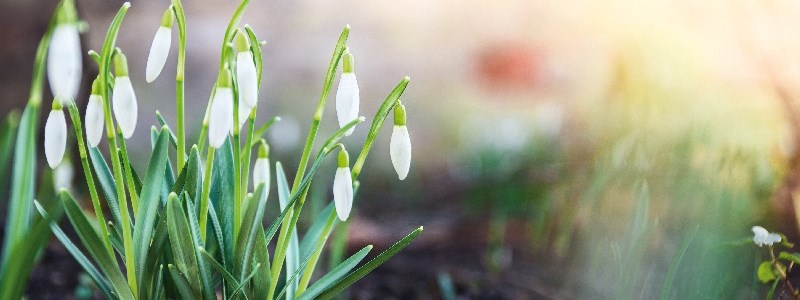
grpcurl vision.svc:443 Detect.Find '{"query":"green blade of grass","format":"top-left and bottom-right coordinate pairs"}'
top-left (659, 225), bottom-right (699, 300)
top-left (297, 245), bottom-right (372, 300)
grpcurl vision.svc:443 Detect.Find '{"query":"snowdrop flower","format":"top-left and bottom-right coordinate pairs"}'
top-left (45, 102), bottom-right (67, 169)
top-left (54, 156), bottom-right (74, 191)
top-left (235, 29), bottom-right (258, 108)
top-left (236, 99), bottom-right (253, 131)
top-left (85, 78), bottom-right (105, 147)
top-left (335, 48), bottom-right (359, 136)
top-left (145, 8), bottom-right (174, 83)
top-left (333, 148), bottom-right (353, 221)
top-left (252, 140), bottom-right (270, 190)
top-left (47, 0), bottom-right (82, 103)
top-left (752, 226), bottom-right (782, 247)
top-left (390, 102), bottom-right (411, 180)
top-left (112, 51), bottom-right (138, 139)
top-left (208, 68), bottom-right (234, 148)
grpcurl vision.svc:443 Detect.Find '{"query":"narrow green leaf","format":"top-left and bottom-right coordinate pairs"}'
top-left (252, 226), bottom-right (271, 299)
top-left (235, 185), bottom-right (267, 283)
top-left (210, 137), bottom-right (235, 270)
top-left (133, 127), bottom-right (172, 279)
top-left (184, 193), bottom-right (216, 300)
top-left (779, 251), bottom-right (800, 265)
top-left (0, 110), bottom-right (19, 196)
top-left (155, 111), bottom-right (180, 150)
top-left (297, 245), bottom-right (372, 300)
top-left (89, 146), bottom-right (123, 231)
top-left (168, 264), bottom-right (198, 300)
top-left (299, 203), bottom-right (335, 259)
top-left (199, 247), bottom-right (241, 288)
top-left (167, 194), bottom-right (201, 296)
top-left (276, 163), bottom-right (300, 299)
top-left (659, 225), bottom-right (698, 299)
top-left (315, 227), bottom-right (423, 300)
top-left (33, 201), bottom-right (115, 299)
top-left (60, 191), bottom-right (135, 300)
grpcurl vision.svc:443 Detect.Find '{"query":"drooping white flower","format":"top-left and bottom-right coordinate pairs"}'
top-left (752, 226), bottom-right (782, 247)
top-left (54, 157), bottom-right (74, 191)
top-left (47, 23), bottom-right (82, 104)
top-left (335, 49), bottom-right (359, 136)
top-left (252, 140), bottom-right (270, 191)
top-left (208, 68), bottom-right (234, 148)
top-left (112, 52), bottom-right (138, 139)
top-left (236, 98), bottom-right (253, 132)
top-left (85, 78), bottom-right (105, 147)
top-left (235, 30), bottom-right (259, 108)
top-left (145, 11), bottom-right (173, 83)
top-left (333, 148), bottom-right (353, 221)
top-left (45, 107), bottom-right (67, 169)
top-left (390, 102), bottom-right (411, 180)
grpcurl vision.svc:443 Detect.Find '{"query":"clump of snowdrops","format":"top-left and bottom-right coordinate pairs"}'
top-left (29, 0), bottom-right (420, 299)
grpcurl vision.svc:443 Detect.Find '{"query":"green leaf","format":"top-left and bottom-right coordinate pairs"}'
top-left (276, 163), bottom-right (300, 299)
top-left (299, 203), bottom-right (335, 259)
top-left (297, 245), bottom-right (372, 300)
top-left (252, 226), bottom-right (271, 299)
top-left (89, 146), bottom-right (123, 232)
top-left (779, 233), bottom-right (794, 249)
top-left (168, 264), bottom-right (198, 300)
top-left (133, 127), bottom-right (172, 280)
top-left (210, 137), bottom-right (235, 270)
top-left (779, 251), bottom-right (800, 265)
top-left (758, 261), bottom-right (777, 284)
top-left (184, 193), bottom-right (216, 300)
top-left (659, 225), bottom-right (697, 300)
top-left (0, 110), bottom-right (19, 196)
top-left (60, 191), bottom-right (135, 300)
top-left (33, 201), bottom-right (115, 299)
top-left (235, 185), bottom-right (268, 283)
top-left (139, 214), bottom-right (169, 298)
top-left (155, 111), bottom-right (180, 150)
top-left (315, 227), bottom-right (423, 299)
top-left (167, 193), bottom-right (201, 296)
top-left (199, 247), bottom-right (242, 289)
top-left (172, 146), bottom-right (202, 202)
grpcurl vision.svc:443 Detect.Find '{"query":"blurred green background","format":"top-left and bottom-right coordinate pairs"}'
top-left (4, 0), bottom-right (800, 298)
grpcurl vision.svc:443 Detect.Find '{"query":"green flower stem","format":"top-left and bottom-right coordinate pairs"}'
top-left (1, 0), bottom-right (56, 263)
top-left (66, 103), bottom-right (113, 257)
top-left (296, 210), bottom-right (337, 294)
top-left (98, 3), bottom-right (137, 297)
top-left (233, 129), bottom-right (242, 239)
top-left (267, 203), bottom-right (296, 299)
top-left (198, 146), bottom-right (215, 241)
top-left (241, 108), bottom-right (257, 198)
top-left (295, 78), bottom-right (409, 294)
top-left (116, 134), bottom-right (139, 215)
top-left (195, 0), bottom-right (250, 153)
top-left (171, 0), bottom-right (187, 171)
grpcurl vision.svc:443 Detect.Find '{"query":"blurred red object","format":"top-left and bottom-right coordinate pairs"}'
top-left (476, 42), bottom-right (541, 91)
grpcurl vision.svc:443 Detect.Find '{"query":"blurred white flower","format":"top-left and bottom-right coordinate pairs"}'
top-left (47, 24), bottom-right (82, 103)
top-left (390, 102), bottom-right (411, 180)
top-left (333, 149), bottom-right (353, 221)
top-left (253, 141), bottom-right (270, 193)
top-left (54, 157), bottom-right (74, 191)
top-left (146, 26), bottom-right (172, 83)
top-left (335, 49), bottom-right (359, 136)
top-left (208, 87), bottom-right (234, 148)
top-left (235, 30), bottom-right (259, 108)
top-left (752, 226), bottom-right (781, 247)
top-left (45, 108), bottom-right (67, 169)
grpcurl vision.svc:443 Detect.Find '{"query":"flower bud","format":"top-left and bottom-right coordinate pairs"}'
top-left (45, 103), bottom-right (67, 169)
top-left (333, 148), bottom-right (353, 221)
top-left (235, 29), bottom-right (259, 108)
top-left (253, 140), bottom-right (270, 190)
top-left (112, 51), bottom-right (138, 139)
top-left (335, 48), bottom-right (359, 136)
top-left (85, 93), bottom-right (105, 147)
top-left (390, 102), bottom-right (411, 180)
top-left (208, 69), bottom-right (234, 148)
top-left (145, 8), bottom-right (174, 83)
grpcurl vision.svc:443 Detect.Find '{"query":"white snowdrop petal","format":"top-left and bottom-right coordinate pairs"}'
top-left (85, 95), bottom-right (105, 147)
top-left (236, 52), bottom-right (259, 108)
top-left (236, 99), bottom-right (253, 132)
top-left (47, 24), bottom-right (82, 103)
top-left (390, 125), bottom-right (412, 180)
top-left (112, 76), bottom-right (138, 139)
top-left (208, 87), bottom-right (234, 148)
top-left (146, 26), bottom-right (172, 83)
top-left (335, 73), bottom-right (360, 136)
top-left (45, 110), bottom-right (67, 169)
top-left (253, 158), bottom-right (270, 190)
top-left (54, 159), bottom-right (74, 191)
top-left (333, 167), bottom-right (353, 221)
top-left (767, 233), bottom-right (782, 245)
